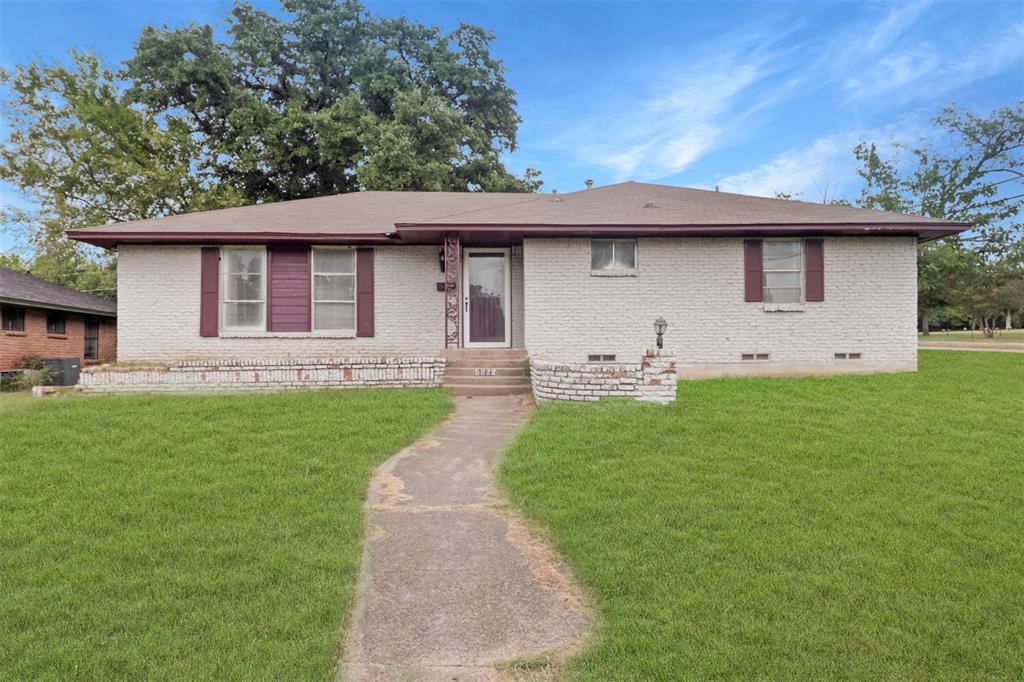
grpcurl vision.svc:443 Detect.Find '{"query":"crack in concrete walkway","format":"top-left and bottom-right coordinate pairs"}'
top-left (339, 396), bottom-right (590, 682)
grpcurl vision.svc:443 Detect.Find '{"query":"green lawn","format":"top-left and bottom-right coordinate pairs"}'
top-left (501, 351), bottom-right (1024, 680)
top-left (1, 389), bottom-right (451, 681)
top-left (919, 328), bottom-right (1024, 344)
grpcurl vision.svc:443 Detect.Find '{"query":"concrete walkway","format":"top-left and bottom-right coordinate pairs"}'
top-left (340, 396), bottom-right (590, 682)
top-left (919, 342), bottom-right (1024, 353)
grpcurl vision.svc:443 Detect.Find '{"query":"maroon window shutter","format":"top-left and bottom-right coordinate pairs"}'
top-left (805, 239), bottom-right (825, 302)
top-left (356, 248), bottom-right (374, 337)
top-left (199, 247), bottom-right (219, 337)
top-left (268, 248), bottom-right (311, 332)
top-left (743, 240), bottom-right (763, 302)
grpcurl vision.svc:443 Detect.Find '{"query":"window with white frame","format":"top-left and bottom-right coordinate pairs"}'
top-left (591, 239), bottom-right (636, 271)
top-left (221, 247), bottom-right (266, 330)
top-left (763, 240), bottom-right (802, 303)
top-left (313, 248), bottom-right (356, 331)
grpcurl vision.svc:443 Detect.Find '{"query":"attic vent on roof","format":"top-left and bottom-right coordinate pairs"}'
top-left (644, 200), bottom-right (657, 208)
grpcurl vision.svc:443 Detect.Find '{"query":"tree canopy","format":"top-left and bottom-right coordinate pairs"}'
top-left (853, 102), bottom-right (1024, 334)
top-left (0, 0), bottom-right (539, 295)
top-left (124, 0), bottom-right (539, 199)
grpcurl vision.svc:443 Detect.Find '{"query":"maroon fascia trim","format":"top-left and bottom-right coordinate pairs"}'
top-left (68, 220), bottom-right (970, 249)
top-left (66, 231), bottom-right (398, 248)
top-left (394, 222), bottom-right (970, 242)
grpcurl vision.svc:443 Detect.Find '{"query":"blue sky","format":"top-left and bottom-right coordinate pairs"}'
top-left (1, 0), bottom-right (1023, 250)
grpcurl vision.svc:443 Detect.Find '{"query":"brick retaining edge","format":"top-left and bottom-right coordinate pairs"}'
top-left (77, 356), bottom-right (446, 393)
top-left (530, 351), bottom-right (677, 404)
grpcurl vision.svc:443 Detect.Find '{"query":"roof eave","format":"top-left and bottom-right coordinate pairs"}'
top-left (394, 222), bottom-right (971, 242)
top-left (0, 296), bottom-right (116, 318)
top-left (66, 231), bottom-right (400, 248)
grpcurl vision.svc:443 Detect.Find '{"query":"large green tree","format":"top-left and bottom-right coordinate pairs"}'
top-left (1, 0), bottom-right (539, 295)
top-left (854, 103), bottom-right (1024, 334)
top-left (125, 0), bottom-right (540, 199)
top-left (0, 50), bottom-right (243, 297)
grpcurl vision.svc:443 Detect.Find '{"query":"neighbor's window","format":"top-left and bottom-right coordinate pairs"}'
top-left (221, 247), bottom-right (266, 331)
top-left (312, 247), bottom-right (356, 331)
top-left (763, 240), bottom-right (802, 303)
top-left (84, 320), bottom-right (100, 360)
top-left (46, 312), bottom-right (66, 335)
top-left (2, 304), bottom-right (25, 332)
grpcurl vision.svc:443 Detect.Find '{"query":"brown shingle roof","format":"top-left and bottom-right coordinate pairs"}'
top-left (408, 182), bottom-right (958, 227)
top-left (0, 266), bottom-right (116, 316)
top-left (67, 182), bottom-right (968, 247)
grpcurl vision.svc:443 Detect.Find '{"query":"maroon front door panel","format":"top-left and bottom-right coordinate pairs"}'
top-left (268, 248), bottom-right (311, 332)
top-left (469, 294), bottom-right (505, 343)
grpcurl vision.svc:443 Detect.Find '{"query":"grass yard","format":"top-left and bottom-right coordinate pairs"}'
top-left (1, 389), bottom-right (451, 681)
top-left (501, 351), bottom-right (1024, 680)
top-left (919, 328), bottom-right (1024, 345)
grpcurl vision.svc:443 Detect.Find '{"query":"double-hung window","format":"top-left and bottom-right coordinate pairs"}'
top-left (763, 240), bottom-right (802, 303)
top-left (221, 247), bottom-right (266, 331)
top-left (312, 248), bottom-right (356, 332)
top-left (46, 312), bottom-right (66, 335)
top-left (2, 304), bottom-right (25, 332)
top-left (591, 239), bottom-right (637, 272)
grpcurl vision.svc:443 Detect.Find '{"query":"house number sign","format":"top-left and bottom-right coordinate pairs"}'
top-left (474, 368), bottom-right (497, 376)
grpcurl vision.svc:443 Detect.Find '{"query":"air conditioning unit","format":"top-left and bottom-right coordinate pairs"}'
top-left (42, 357), bottom-right (81, 386)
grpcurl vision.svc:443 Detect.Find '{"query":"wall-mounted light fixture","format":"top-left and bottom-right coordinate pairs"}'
top-left (654, 317), bottom-right (668, 350)
top-left (438, 248), bottom-right (446, 273)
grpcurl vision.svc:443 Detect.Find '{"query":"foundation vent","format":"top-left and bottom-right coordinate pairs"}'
top-left (587, 354), bottom-right (617, 362)
top-left (741, 353), bottom-right (770, 361)
top-left (834, 352), bottom-right (863, 360)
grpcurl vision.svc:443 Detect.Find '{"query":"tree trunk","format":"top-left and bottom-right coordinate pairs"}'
top-left (921, 310), bottom-right (930, 335)
top-left (1006, 308), bottom-right (1013, 330)
top-left (983, 316), bottom-right (996, 338)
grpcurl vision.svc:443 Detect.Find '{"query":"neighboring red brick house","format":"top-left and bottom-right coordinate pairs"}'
top-left (1, 266), bottom-right (117, 371)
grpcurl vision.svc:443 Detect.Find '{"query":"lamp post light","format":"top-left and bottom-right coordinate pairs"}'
top-left (654, 317), bottom-right (668, 351)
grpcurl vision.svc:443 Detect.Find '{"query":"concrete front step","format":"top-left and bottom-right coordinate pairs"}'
top-left (446, 360), bottom-right (528, 370)
top-left (443, 348), bottom-right (528, 361)
top-left (442, 348), bottom-right (531, 395)
top-left (445, 382), bottom-right (533, 396)
top-left (445, 366), bottom-right (527, 378)
top-left (444, 375), bottom-right (530, 387)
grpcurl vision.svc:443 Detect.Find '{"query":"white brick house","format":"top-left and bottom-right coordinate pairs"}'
top-left (69, 182), bottom-right (967, 401)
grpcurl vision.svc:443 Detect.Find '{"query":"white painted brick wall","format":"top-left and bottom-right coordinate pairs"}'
top-left (511, 248), bottom-right (525, 348)
top-left (523, 237), bottom-right (917, 371)
top-left (117, 245), bottom-right (447, 361)
top-left (118, 237), bottom-right (916, 373)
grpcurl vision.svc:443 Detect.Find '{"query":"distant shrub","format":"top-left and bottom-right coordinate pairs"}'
top-left (1, 355), bottom-right (53, 391)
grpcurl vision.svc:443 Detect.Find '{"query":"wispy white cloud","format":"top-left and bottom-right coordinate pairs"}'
top-left (714, 133), bottom-right (863, 200)
top-left (841, 4), bottom-right (1024, 103)
top-left (554, 24), bottom-right (802, 181)
top-left (713, 123), bottom-right (926, 201)
top-left (862, 0), bottom-right (935, 53)
top-left (844, 47), bottom-right (943, 100)
top-left (541, 0), bottom-right (1020, 187)
top-left (581, 60), bottom-right (762, 179)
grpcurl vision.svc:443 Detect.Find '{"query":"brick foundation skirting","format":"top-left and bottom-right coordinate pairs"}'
top-left (530, 351), bottom-right (677, 404)
top-left (77, 356), bottom-right (446, 393)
